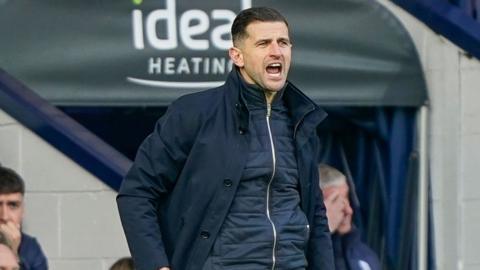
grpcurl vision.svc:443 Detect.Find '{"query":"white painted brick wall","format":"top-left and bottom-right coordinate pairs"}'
top-left (463, 200), bottom-right (480, 265)
top-left (459, 53), bottom-right (480, 270)
top-left (460, 58), bottom-right (480, 136)
top-left (61, 192), bottom-right (128, 258)
top-left (49, 259), bottom-right (104, 270)
top-left (464, 264), bottom-right (480, 270)
top-left (23, 194), bottom-right (61, 258)
top-left (462, 134), bottom-right (480, 200)
top-left (21, 128), bottom-right (110, 193)
top-left (0, 110), bottom-right (130, 270)
top-left (0, 124), bottom-right (22, 170)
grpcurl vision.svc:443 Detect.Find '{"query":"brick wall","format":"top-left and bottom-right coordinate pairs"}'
top-left (0, 110), bottom-right (129, 270)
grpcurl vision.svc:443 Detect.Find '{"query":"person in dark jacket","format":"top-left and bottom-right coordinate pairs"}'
top-left (319, 164), bottom-right (380, 270)
top-left (0, 166), bottom-right (48, 270)
top-left (117, 7), bottom-right (334, 270)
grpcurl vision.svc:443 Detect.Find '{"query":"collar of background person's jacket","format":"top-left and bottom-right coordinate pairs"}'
top-left (223, 68), bottom-right (327, 138)
top-left (338, 226), bottom-right (362, 246)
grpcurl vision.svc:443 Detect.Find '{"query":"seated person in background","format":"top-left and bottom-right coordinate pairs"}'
top-left (0, 166), bottom-right (48, 270)
top-left (0, 231), bottom-right (20, 270)
top-left (110, 257), bottom-right (134, 270)
top-left (319, 164), bottom-right (381, 270)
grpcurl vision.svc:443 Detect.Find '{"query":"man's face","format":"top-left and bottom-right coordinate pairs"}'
top-left (0, 244), bottom-right (19, 270)
top-left (0, 193), bottom-right (24, 227)
top-left (229, 21), bottom-right (292, 93)
top-left (322, 182), bottom-right (353, 235)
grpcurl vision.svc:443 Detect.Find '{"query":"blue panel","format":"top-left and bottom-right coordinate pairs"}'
top-left (392, 0), bottom-right (480, 60)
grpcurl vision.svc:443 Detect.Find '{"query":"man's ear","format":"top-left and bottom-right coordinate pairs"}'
top-left (229, 47), bottom-right (244, 68)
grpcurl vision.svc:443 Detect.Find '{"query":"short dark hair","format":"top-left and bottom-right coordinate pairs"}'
top-left (0, 166), bottom-right (25, 195)
top-left (231, 7), bottom-right (289, 46)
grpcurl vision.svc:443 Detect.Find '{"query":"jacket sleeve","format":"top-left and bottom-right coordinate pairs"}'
top-left (117, 101), bottom-right (196, 270)
top-left (308, 166), bottom-right (335, 270)
top-left (18, 234), bottom-right (48, 270)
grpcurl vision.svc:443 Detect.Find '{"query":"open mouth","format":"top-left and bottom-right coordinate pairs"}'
top-left (266, 63), bottom-right (282, 76)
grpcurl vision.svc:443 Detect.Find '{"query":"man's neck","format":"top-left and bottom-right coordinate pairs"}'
top-left (235, 68), bottom-right (284, 105)
top-left (264, 91), bottom-right (277, 104)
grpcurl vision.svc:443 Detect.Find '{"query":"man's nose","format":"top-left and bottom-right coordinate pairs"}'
top-left (344, 201), bottom-right (353, 215)
top-left (0, 205), bottom-right (9, 222)
top-left (269, 42), bottom-right (282, 56)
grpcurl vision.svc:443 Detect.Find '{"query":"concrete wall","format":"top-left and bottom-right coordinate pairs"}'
top-left (378, 1), bottom-right (480, 270)
top-left (0, 109), bottom-right (130, 269)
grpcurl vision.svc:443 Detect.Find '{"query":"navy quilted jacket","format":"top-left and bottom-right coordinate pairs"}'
top-left (204, 81), bottom-right (310, 269)
top-left (117, 69), bottom-right (334, 270)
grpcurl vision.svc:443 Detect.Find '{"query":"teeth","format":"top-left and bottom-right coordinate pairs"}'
top-left (269, 63), bottom-right (281, 67)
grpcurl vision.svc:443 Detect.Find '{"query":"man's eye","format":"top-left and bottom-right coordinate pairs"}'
top-left (279, 40), bottom-right (291, 47)
top-left (8, 203), bottom-right (20, 209)
top-left (257, 42), bottom-right (268, 47)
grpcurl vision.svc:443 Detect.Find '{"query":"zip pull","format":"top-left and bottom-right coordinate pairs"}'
top-left (267, 103), bottom-right (272, 118)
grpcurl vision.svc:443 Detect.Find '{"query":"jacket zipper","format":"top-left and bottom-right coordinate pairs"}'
top-left (306, 224), bottom-right (310, 246)
top-left (266, 103), bottom-right (278, 270)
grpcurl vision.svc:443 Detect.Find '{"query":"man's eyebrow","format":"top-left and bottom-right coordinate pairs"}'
top-left (6, 200), bottom-right (21, 204)
top-left (255, 37), bottom-right (290, 43)
top-left (255, 38), bottom-right (272, 44)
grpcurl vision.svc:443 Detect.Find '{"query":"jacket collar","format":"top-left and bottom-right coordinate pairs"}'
top-left (283, 80), bottom-right (328, 138)
top-left (224, 69), bottom-right (249, 133)
top-left (223, 69), bottom-right (327, 136)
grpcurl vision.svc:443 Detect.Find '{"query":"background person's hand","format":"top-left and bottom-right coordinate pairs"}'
top-left (323, 190), bottom-right (345, 233)
top-left (0, 221), bottom-right (21, 255)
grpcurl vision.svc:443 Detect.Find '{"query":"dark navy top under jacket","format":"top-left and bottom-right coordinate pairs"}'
top-left (203, 81), bottom-right (309, 270)
top-left (332, 229), bottom-right (380, 270)
top-left (117, 69), bottom-right (334, 270)
top-left (19, 233), bottom-right (48, 270)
